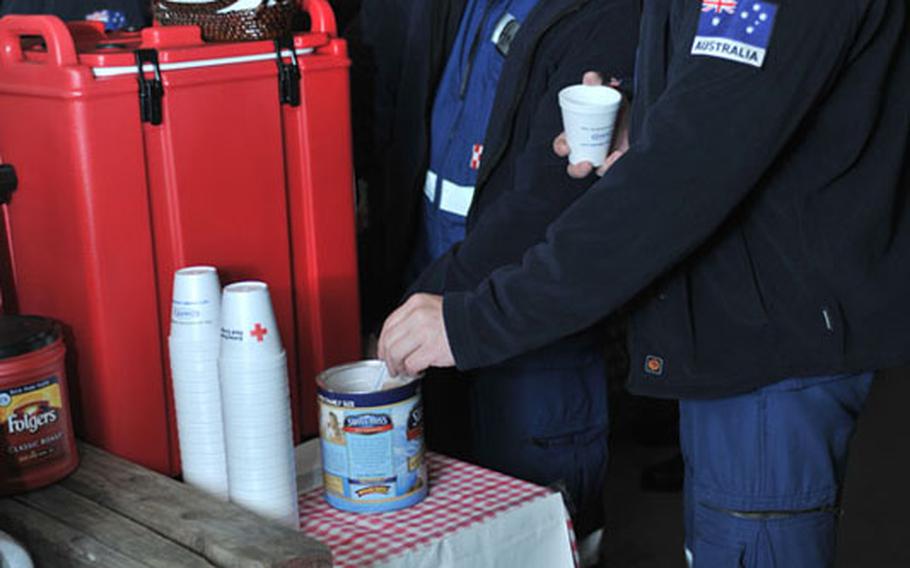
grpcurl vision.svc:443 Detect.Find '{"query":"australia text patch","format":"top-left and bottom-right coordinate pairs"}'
top-left (691, 0), bottom-right (778, 68)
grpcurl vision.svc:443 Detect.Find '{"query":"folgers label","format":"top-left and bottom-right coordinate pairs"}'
top-left (1, 379), bottom-right (67, 469)
top-left (317, 361), bottom-right (427, 513)
top-left (0, 316), bottom-right (79, 496)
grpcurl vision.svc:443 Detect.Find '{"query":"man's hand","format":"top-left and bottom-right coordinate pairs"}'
top-left (553, 71), bottom-right (630, 179)
top-left (378, 294), bottom-right (455, 376)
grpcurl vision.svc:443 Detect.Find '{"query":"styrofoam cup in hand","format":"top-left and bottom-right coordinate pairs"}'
top-left (219, 281), bottom-right (282, 359)
top-left (558, 85), bottom-right (622, 166)
top-left (170, 266), bottom-right (221, 342)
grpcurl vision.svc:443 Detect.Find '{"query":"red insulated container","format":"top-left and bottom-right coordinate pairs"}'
top-left (0, 0), bottom-right (361, 475)
top-left (0, 315), bottom-right (79, 496)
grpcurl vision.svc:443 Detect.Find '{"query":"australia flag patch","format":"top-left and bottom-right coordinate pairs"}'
top-left (690, 0), bottom-right (778, 68)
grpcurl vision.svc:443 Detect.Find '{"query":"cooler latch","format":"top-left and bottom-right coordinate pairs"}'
top-left (134, 49), bottom-right (164, 125)
top-left (0, 165), bottom-right (16, 205)
top-left (274, 36), bottom-right (301, 107)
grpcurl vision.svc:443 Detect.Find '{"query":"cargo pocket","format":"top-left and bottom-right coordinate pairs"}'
top-left (529, 423), bottom-right (606, 449)
top-left (529, 424), bottom-right (608, 520)
top-left (692, 536), bottom-right (746, 568)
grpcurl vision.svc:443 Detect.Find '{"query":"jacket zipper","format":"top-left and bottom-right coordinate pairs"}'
top-left (459, 0), bottom-right (498, 99)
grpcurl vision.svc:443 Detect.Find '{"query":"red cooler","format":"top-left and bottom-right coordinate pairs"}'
top-left (0, 1), bottom-right (360, 475)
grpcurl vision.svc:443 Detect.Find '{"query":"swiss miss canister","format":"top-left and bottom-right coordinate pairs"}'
top-left (317, 361), bottom-right (427, 513)
top-left (0, 316), bottom-right (78, 495)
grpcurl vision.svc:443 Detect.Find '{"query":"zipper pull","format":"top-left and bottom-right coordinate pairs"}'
top-left (821, 307), bottom-right (834, 334)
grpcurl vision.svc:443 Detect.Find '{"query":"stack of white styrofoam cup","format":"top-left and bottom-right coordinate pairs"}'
top-left (219, 281), bottom-right (298, 528)
top-left (168, 266), bottom-right (229, 500)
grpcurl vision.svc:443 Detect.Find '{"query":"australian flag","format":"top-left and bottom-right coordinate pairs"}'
top-left (690, 0), bottom-right (778, 68)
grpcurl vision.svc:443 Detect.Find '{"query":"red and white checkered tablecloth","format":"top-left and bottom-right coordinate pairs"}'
top-left (298, 452), bottom-right (577, 568)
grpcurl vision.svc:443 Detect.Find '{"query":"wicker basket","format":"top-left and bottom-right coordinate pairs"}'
top-left (154, 0), bottom-right (298, 42)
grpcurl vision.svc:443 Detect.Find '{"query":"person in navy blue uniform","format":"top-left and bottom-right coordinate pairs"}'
top-left (362, 0), bottom-right (638, 546)
top-left (379, 0), bottom-right (909, 565)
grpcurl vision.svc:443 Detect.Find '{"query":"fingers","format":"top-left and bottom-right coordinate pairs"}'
top-left (597, 149), bottom-right (627, 176)
top-left (567, 160), bottom-right (594, 179)
top-left (403, 349), bottom-right (433, 378)
top-left (377, 296), bottom-right (419, 359)
top-left (401, 324), bottom-right (454, 376)
top-left (582, 71), bottom-right (603, 86)
top-left (377, 295), bottom-right (439, 376)
top-left (380, 317), bottom-right (417, 376)
top-left (553, 132), bottom-right (569, 157)
top-left (377, 294), bottom-right (452, 377)
top-left (386, 333), bottom-right (421, 376)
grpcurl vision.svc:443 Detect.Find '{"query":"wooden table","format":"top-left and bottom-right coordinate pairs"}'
top-left (0, 443), bottom-right (331, 568)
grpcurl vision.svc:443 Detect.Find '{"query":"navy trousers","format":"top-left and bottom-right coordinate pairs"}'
top-left (469, 344), bottom-right (609, 536)
top-left (680, 373), bottom-right (874, 567)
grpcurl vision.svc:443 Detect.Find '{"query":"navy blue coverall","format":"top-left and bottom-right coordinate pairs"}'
top-left (439, 0), bottom-right (908, 564)
top-left (408, 0), bottom-right (637, 534)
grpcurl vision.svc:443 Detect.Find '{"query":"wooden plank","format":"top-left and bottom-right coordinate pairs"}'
top-left (62, 443), bottom-right (332, 568)
top-left (13, 484), bottom-right (214, 568)
top-left (0, 497), bottom-right (149, 568)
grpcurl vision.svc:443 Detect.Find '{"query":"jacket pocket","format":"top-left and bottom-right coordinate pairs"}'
top-left (696, 226), bottom-right (769, 327)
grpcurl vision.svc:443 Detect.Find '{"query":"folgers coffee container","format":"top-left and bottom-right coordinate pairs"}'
top-left (317, 361), bottom-right (427, 513)
top-left (0, 316), bottom-right (78, 495)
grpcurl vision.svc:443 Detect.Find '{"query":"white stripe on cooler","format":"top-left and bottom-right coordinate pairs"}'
top-left (439, 179), bottom-right (475, 217)
top-left (91, 48), bottom-right (315, 78)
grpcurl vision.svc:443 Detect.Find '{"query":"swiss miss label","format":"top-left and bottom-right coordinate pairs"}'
top-left (0, 376), bottom-right (70, 472)
top-left (319, 393), bottom-right (427, 508)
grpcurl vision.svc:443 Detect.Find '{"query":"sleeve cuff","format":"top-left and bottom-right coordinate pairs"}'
top-left (407, 251), bottom-right (451, 296)
top-left (442, 291), bottom-right (479, 371)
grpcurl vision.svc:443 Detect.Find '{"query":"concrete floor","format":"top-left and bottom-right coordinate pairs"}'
top-left (599, 367), bottom-right (910, 567)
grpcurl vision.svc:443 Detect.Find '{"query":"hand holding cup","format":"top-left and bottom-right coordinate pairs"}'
top-left (554, 72), bottom-right (629, 179)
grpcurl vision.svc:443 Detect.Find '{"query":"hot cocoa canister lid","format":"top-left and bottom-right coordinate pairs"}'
top-left (0, 316), bottom-right (61, 360)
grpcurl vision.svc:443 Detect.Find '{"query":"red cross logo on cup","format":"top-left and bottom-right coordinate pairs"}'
top-left (250, 323), bottom-right (268, 343)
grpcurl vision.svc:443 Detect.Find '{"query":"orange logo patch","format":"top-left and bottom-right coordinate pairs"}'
top-left (644, 355), bottom-right (664, 376)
